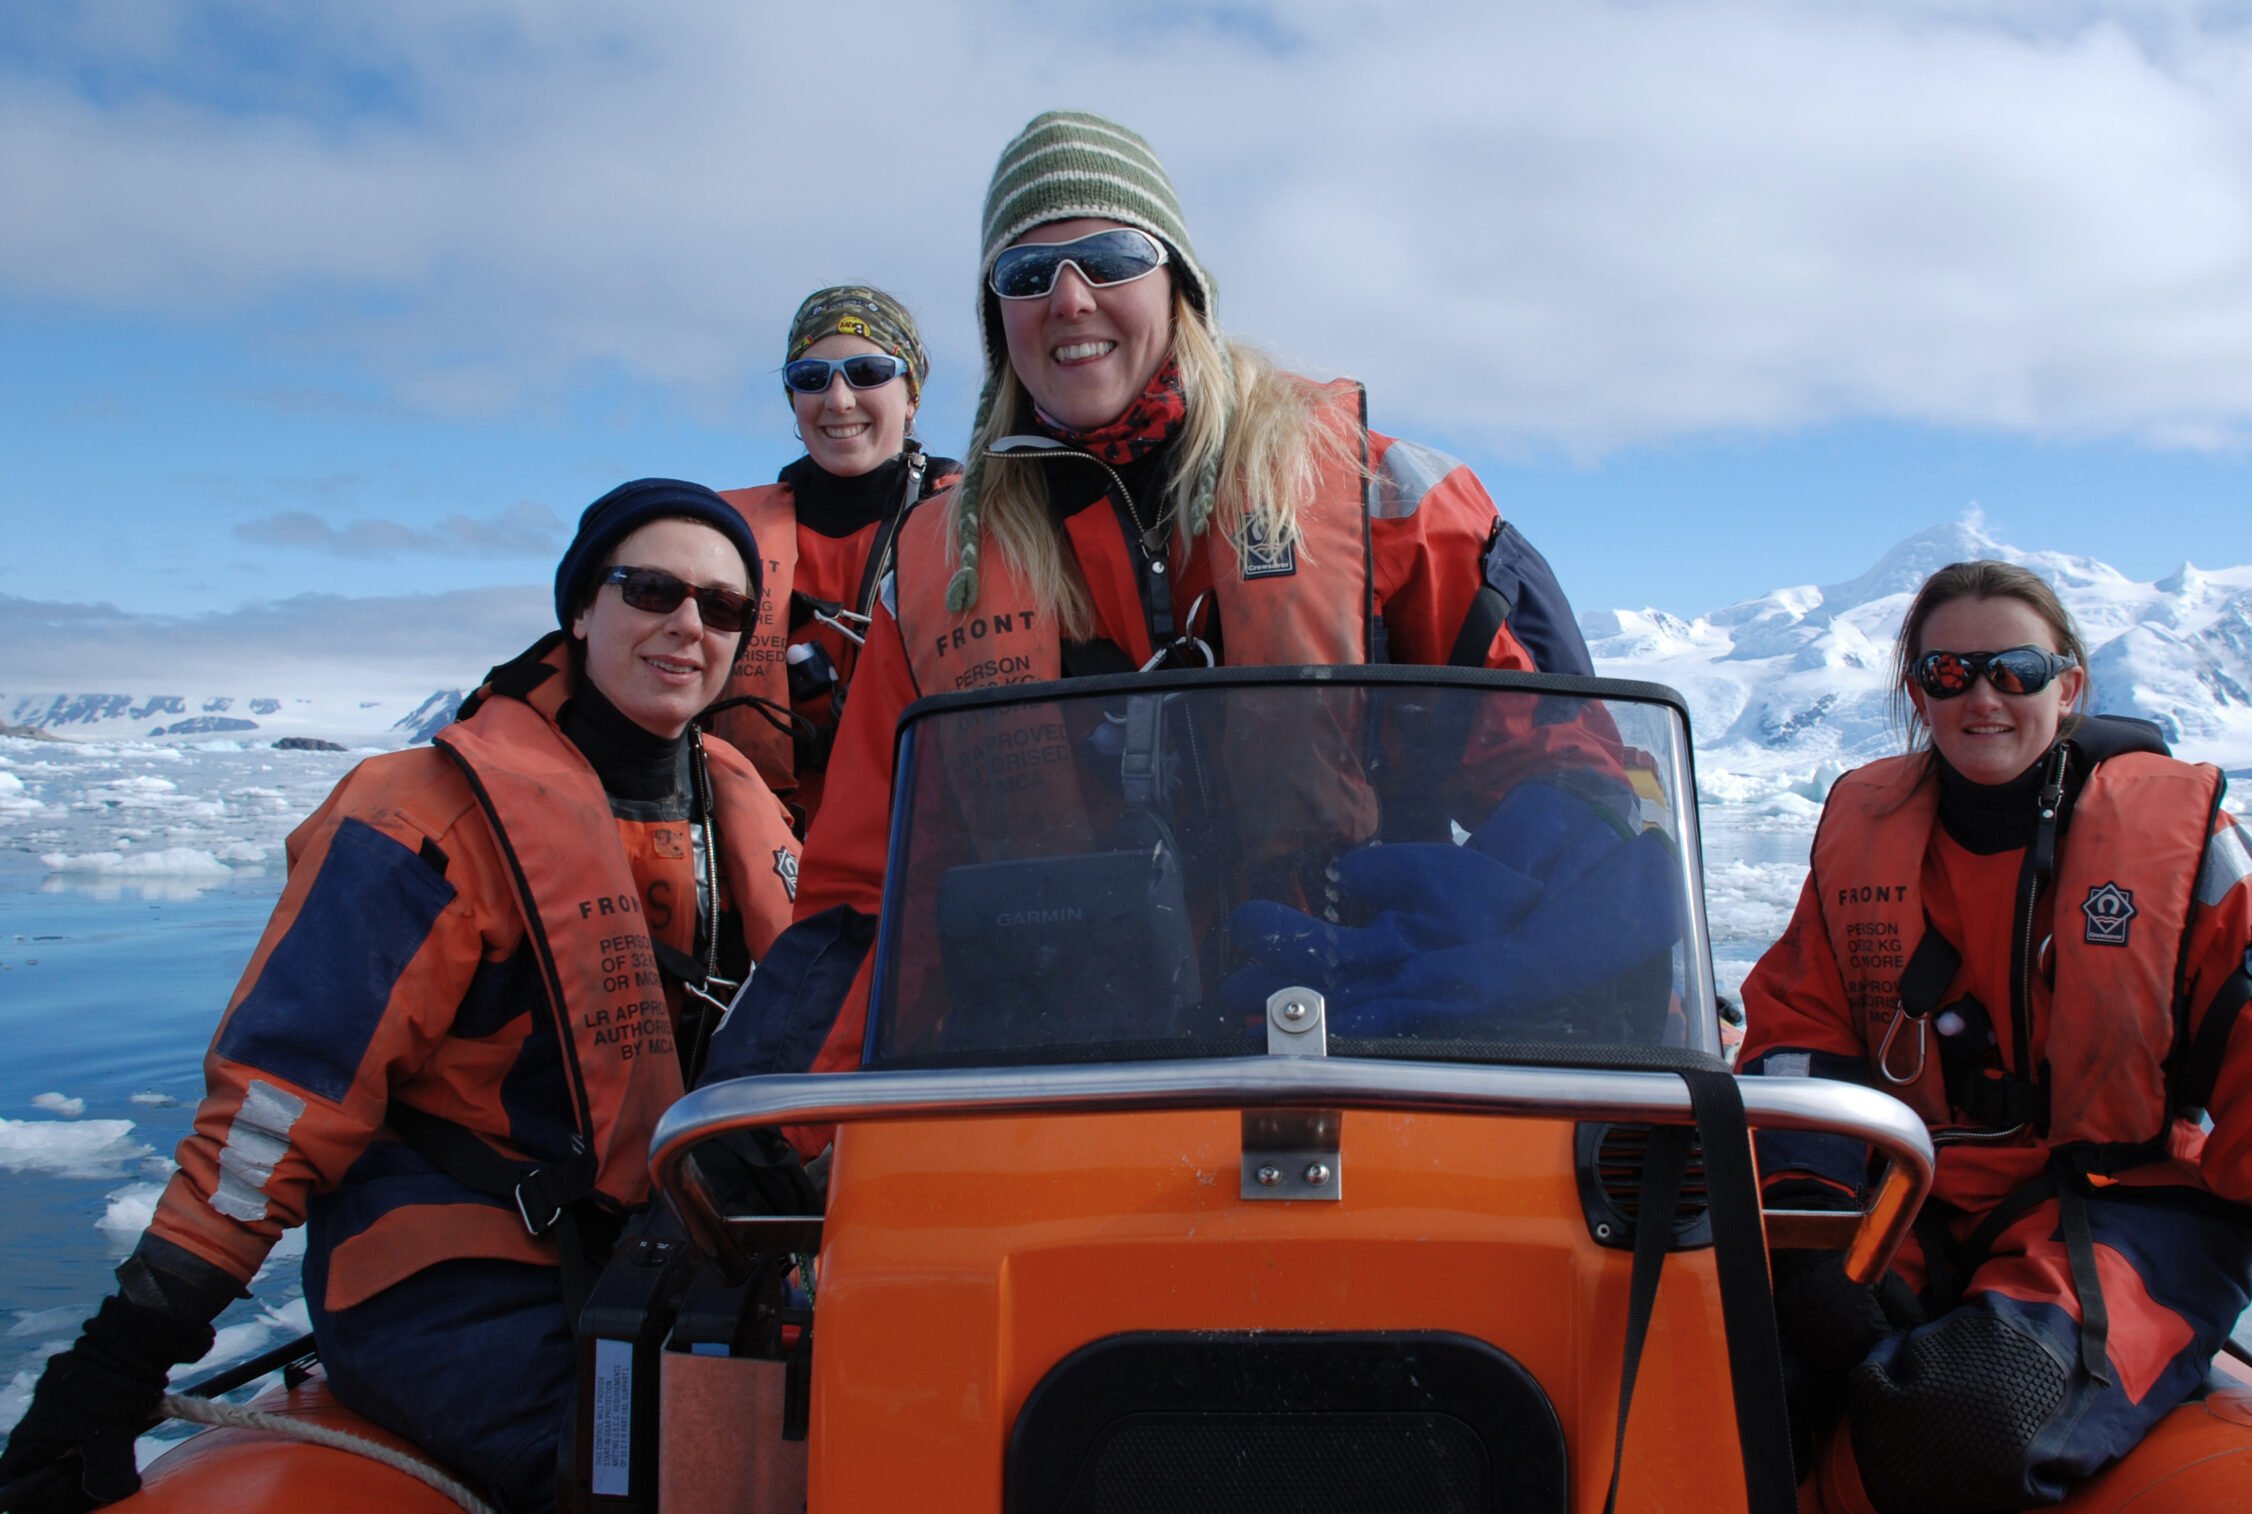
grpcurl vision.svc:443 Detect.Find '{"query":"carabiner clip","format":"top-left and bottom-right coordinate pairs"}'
top-left (1140, 635), bottom-right (1215, 673)
top-left (1876, 1007), bottom-right (1927, 1085)
top-left (1139, 591), bottom-right (1216, 672)
top-left (812, 607), bottom-right (870, 646)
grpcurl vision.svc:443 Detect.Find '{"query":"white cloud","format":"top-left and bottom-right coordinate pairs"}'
top-left (0, 586), bottom-right (546, 696)
top-left (232, 500), bottom-right (563, 558)
top-left (7, 1), bottom-right (2252, 448)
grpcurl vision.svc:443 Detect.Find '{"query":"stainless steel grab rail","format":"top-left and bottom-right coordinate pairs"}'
top-left (651, 1059), bottom-right (1933, 1285)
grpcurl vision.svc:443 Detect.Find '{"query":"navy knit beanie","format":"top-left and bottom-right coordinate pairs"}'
top-left (553, 478), bottom-right (762, 629)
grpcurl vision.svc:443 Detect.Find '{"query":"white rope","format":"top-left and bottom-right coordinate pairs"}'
top-left (158, 1393), bottom-right (500, 1514)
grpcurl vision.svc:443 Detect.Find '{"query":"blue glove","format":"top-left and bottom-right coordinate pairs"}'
top-left (1464, 780), bottom-right (1638, 890)
top-left (1227, 783), bottom-right (1682, 1037)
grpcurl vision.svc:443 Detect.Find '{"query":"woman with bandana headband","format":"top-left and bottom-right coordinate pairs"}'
top-left (709, 285), bottom-right (959, 834)
top-left (704, 111), bottom-right (1617, 1098)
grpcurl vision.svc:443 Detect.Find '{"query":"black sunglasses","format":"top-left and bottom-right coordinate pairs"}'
top-left (782, 353), bottom-right (911, 395)
top-left (600, 566), bottom-right (755, 634)
top-left (1913, 646), bottom-right (2077, 699)
top-left (988, 227), bottom-right (1171, 301)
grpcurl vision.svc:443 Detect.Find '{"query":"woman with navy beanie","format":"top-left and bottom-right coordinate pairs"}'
top-left (2, 480), bottom-right (804, 1512)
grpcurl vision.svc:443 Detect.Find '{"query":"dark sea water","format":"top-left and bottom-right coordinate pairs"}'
top-left (0, 853), bottom-right (306, 1444)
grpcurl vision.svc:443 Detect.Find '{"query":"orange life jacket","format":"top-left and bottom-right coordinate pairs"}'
top-left (433, 660), bottom-right (800, 1216)
top-left (1812, 750), bottom-right (2222, 1149)
top-left (894, 381), bottom-right (1374, 695)
top-left (711, 483), bottom-right (799, 790)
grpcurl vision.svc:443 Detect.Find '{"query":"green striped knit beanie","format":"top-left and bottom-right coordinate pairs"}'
top-left (947, 110), bottom-right (1230, 613)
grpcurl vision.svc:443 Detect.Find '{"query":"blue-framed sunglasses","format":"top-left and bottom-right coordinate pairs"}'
top-left (988, 227), bottom-right (1171, 301)
top-left (782, 353), bottom-right (912, 395)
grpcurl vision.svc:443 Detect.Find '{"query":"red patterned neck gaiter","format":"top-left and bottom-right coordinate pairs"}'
top-left (1033, 360), bottom-right (1187, 465)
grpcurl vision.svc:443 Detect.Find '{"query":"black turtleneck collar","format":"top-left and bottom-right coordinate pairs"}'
top-left (1045, 436), bottom-right (1180, 539)
top-left (559, 677), bottom-right (691, 804)
top-left (1934, 748), bottom-right (2055, 855)
top-left (781, 450), bottom-right (925, 541)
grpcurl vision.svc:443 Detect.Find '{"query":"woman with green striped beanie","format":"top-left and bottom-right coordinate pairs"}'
top-left (703, 109), bottom-right (1602, 1089)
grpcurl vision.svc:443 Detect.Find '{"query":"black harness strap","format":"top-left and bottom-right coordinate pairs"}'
top-left (383, 1101), bottom-right (611, 1318)
top-left (2167, 775), bottom-right (2236, 1112)
top-left (1602, 1123), bottom-right (1688, 1514)
top-left (700, 691), bottom-right (810, 740)
top-left (2179, 969), bottom-right (2252, 1114)
top-left (1684, 1065), bottom-right (1799, 1514)
top-left (1601, 1068), bottom-right (1796, 1514)
top-left (1446, 520), bottom-right (1511, 669)
top-left (2059, 1185), bottom-right (2113, 1387)
top-left (849, 446), bottom-right (926, 626)
top-left (384, 1103), bottom-right (599, 1237)
top-left (1897, 924), bottom-right (1961, 1021)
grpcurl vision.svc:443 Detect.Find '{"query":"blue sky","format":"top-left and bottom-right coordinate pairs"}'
top-left (4, 0), bottom-right (2250, 645)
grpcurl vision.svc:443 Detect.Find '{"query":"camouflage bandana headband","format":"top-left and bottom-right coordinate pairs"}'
top-left (785, 284), bottom-right (930, 405)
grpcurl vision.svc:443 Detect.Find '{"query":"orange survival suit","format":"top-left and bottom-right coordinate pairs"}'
top-left (141, 639), bottom-right (801, 1310)
top-left (1741, 718), bottom-right (2252, 1512)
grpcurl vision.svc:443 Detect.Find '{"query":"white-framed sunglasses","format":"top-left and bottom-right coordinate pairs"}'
top-left (987, 228), bottom-right (1171, 301)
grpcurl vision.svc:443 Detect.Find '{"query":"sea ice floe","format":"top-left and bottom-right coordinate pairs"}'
top-left (6, 1306), bottom-right (82, 1340)
top-left (98, 1180), bottom-right (165, 1247)
top-left (0, 1117), bottom-right (149, 1179)
top-left (30, 1092), bottom-right (85, 1118)
top-left (0, 771), bottom-right (38, 818)
top-left (39, 847), bottom-right (234, 877)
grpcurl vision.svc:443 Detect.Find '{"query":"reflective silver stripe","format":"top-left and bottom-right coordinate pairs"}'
top-left (1366, 438), bottom-right (1461, 520)
top-left (2199, 821), bottom-right (2252, 908)
top-left (878, 568), bottom-right (898, 619)
top-left (1758, 1051), bottom-right (1814, 1078)
top-left (209, 1080), bottom-right (306, 1223)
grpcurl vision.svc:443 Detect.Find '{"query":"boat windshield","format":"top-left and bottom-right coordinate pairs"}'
top-left (865, 669), bottom-right (1715, 1069)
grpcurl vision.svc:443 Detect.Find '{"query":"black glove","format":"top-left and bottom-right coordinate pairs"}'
top-left (689, 1127), bottom-right (822, 1217)
top-left (0, 1293), bottom-right (216, 1512)
top-left (1772, 1248), bottom-right (1926, 1381)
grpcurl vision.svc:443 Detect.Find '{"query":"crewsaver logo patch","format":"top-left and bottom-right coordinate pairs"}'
top-left (774, 846), bottom-right (799, 902)
top-left (2082, 881), bottom-right (2136, 946)
top-left (1242, 519), bottom-right (1297, 579)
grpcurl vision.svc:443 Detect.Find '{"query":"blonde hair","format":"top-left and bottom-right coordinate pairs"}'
top-left (951, 286), bottom-right (1354, 638)
top-left (1890, 559), bottom-right (2090, 751)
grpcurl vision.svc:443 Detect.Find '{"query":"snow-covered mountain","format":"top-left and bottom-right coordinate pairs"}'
top-left (2, 520), bottom-right (2248, 773)
top-left (2, 689), bottom-right (462, 746)
top-left (1583, 515), bottom-right (2252, 775)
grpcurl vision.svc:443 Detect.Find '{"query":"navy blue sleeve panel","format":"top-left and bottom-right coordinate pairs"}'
top-left (700, 905), bottom-right (877, 1085)
top-left (450, 943), bottom-right (538, 1041)
top-left (1744, 1046), bottom-right (1877, 1200)
top-left (1453, 521), bottom-right (1595, 676)
top-left (217, 816), bottom-right (458, 1105)
top-left (1488, 522), bottom-right (1593, 676)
